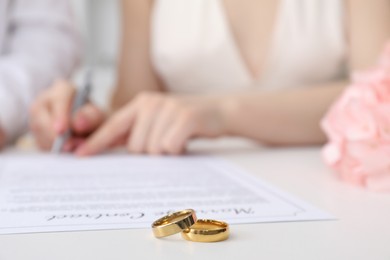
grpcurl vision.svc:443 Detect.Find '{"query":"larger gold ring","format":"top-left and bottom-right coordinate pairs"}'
top-left (152, 209), bottom-right (197, 238)
top-left (181, 219), bottom-right (229, 243)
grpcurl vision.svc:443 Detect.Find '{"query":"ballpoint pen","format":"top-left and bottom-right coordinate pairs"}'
top-left (51, 70), bottom-right (93, 154)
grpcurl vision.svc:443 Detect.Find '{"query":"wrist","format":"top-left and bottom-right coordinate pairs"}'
top-left (217, 92), bottom-right (270, 138)
top-left (217, 95), bottom-right (244, 136)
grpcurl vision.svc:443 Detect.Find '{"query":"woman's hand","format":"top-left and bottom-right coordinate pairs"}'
top-left (76, 92), bottom-right (229, 156)
top-left (30, 80), bottom-right (106, 151)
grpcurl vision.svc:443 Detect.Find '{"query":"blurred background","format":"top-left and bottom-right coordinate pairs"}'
top-left (70, 0), bottom-right (120, 109)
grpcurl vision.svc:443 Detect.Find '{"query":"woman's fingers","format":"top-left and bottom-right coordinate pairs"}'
top-left (75, 92), bottom-right (221, 156)
top-left (127, 97), bottom-right (161, 154)
top-left (127, 94), bottom-right (196, 155)
top-left (147, 102), bottom-right (176, 154)
top-left (162, 110), bottom-right (196, 155)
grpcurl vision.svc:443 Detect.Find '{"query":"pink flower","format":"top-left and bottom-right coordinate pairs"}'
top-left (322, 43), bottom-right (390, 192)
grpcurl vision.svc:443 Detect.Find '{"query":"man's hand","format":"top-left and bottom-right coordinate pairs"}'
top-left (30, 80), bottom-right (106, 151)
top-left (0, 127), bottom-right (6, 149)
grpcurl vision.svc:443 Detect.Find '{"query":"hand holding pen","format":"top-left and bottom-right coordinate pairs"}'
top-left (51, 71), bottom-right (93, 153)
top-left (30, 73), bottom-right (106, 152)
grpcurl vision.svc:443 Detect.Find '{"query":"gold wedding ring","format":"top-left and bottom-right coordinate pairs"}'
top-left (181, 219), bottom-right (229, 243)
top-left (152, 209), bottom-right (197, 238)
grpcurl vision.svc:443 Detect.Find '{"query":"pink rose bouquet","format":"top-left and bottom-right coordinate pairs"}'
top-left (322, 44), bottom-right (390, 192)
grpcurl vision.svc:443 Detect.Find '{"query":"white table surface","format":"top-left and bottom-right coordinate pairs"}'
top-left (0, 138), bottom-right (389, 260)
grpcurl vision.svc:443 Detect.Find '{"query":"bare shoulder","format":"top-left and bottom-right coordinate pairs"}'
top-left (120, 0), bottom-right (155, 40)
top-left (122, 0), bottom-right (154, 8)
top-left (346, 0), bottom-right (390, 70)
top-left (113, 0), bottom-right (161, 109)
top-left (121, 0), bottom-right (154, 20)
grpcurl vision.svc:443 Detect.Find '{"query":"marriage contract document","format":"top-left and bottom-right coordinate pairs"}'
top-left (0, 155), bottom-right (332, 234)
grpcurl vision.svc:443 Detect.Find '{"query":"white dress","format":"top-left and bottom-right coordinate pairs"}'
top-left (151, 0), bottom-right (347, 94)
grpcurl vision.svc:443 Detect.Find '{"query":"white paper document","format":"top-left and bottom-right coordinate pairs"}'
top-left (0, 155), bottom-right (332, 234)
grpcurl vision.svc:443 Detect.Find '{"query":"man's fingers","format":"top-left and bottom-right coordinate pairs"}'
top-left (72, 104), bottom-right (105, 135)
top-left (63, 137), bottom-right (86, 152)
top-left (0, 127), bottom-right (6, 149)
top-left (75, 105), bottom-right (136, 156)
top-left (51, 81), bottom-right (76, 133)
top-left (31, 109), bottom-right (57, 150)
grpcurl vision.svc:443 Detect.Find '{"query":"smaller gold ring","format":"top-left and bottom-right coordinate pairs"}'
top-left (152, 209), bottom-right (197, 238)
top-left (181, 219), bottom-right (229, 243)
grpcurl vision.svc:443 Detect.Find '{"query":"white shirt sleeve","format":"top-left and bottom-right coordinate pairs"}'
top-left (0, 0), bottom-right (81, 144)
